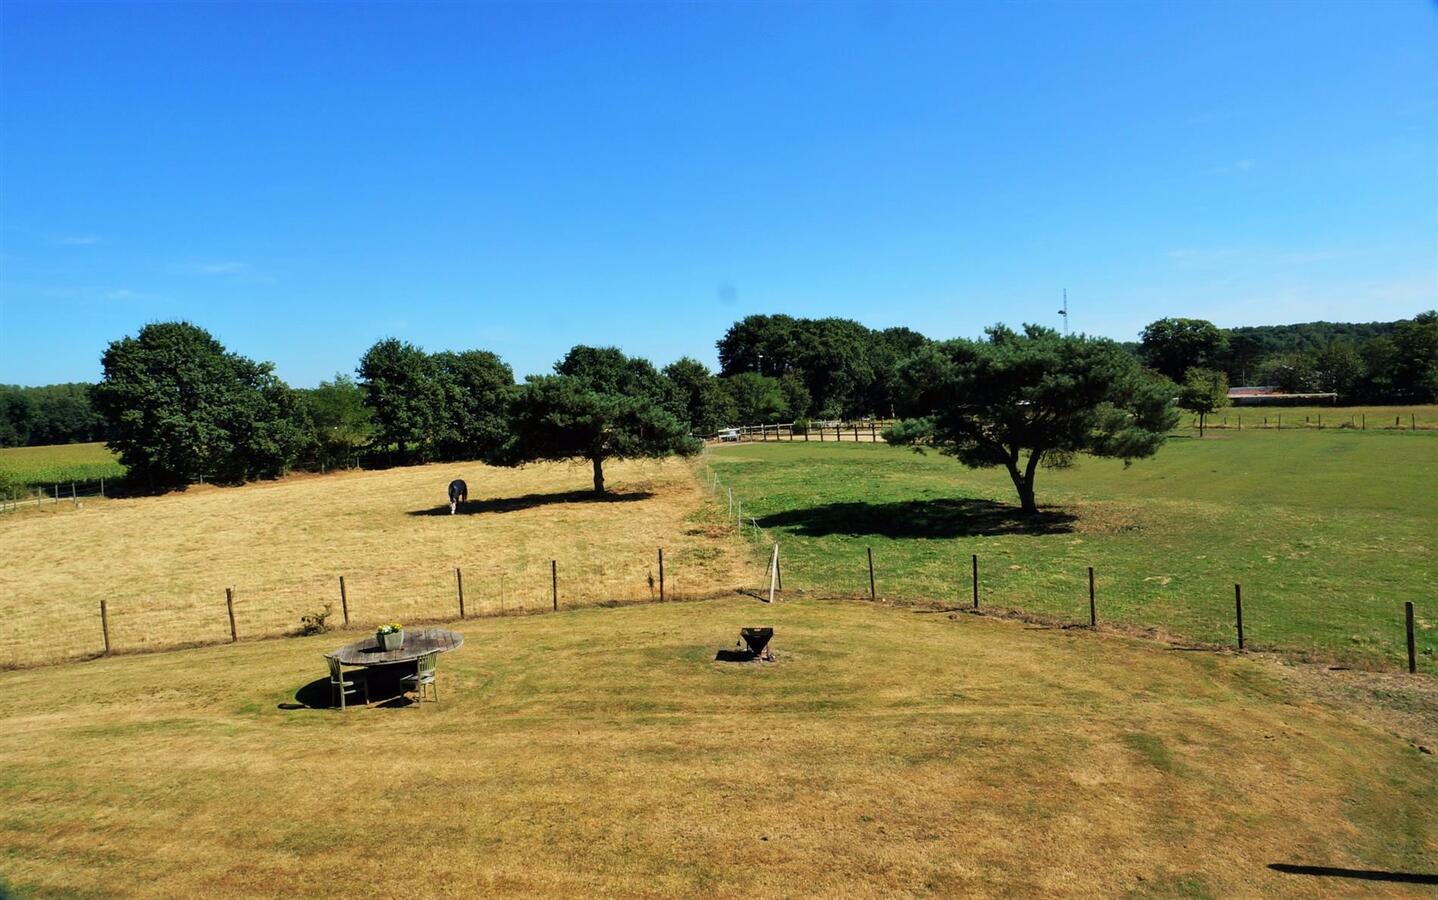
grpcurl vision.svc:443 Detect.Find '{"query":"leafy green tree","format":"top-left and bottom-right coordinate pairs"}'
top-left (722, 372), bottom-right (788, 425)
top-left (1256, 352), bottom-right (1319, 393)
top-left (717, 314), bottom-right (926, 417)
top-left (500, 346), bottom-right (700, 494)
top-left (432, 350), bottom-right (515, 461)
top-left (662, 357), bottom-right (735, 435)
top-left (1140, 318), bottom-right (1229, 382)
top-left (1390, 310), bottom-right (1438, 402)
top-left (860, 326), bottom-right (930, 417)
top-left (885, 325), bottom-right (1178, 514)
top-left (1177, 367), bottom-right (1229, 437)
top-left (92, 322), bottom-right (305, 489)
top-left (300, 375), bottom-right (375, 469)
top-left (1357, 335), bottom-right (1398, 401)
top-left (1310, 342), bottom-right (1364, 399)
top-left (357, 338), bottom-right (442, 462)
top-left (716, 314), bottom-right (800, 377)
top-left (0, 389), bottom-right (36, 447)
top-left (0, 383), bottom-right (108, 447)
top-left (779, 372), bottom-right (812, 420)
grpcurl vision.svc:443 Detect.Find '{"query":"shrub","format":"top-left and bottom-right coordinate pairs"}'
top-left (298, 603), bottom-right (334, 636)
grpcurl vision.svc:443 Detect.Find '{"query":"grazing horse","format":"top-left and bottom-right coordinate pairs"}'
top-left (447, 479), bottom-right (468, 515)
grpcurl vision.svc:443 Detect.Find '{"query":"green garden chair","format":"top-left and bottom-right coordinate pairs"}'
top-left (325, 654), bottom-right (369, 710)
top-left (401, 651), bottom-right (439, 705)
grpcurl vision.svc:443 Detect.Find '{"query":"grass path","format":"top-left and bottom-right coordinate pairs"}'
top-left (0, 597), bottom-right (1432, 897)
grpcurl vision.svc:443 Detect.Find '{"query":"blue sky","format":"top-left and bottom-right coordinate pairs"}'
top-left (1, 0), bottom-right (1434, 387)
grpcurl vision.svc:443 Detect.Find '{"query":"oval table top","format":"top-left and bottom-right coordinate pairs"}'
top-left (331, 627), bottom-right (465, 666)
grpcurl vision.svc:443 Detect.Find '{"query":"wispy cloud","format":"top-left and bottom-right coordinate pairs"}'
top-left (56, 234), bottom-right (101, 246)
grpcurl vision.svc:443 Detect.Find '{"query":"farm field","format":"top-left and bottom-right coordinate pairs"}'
top-left (0, 440), bottom-right (124, 493)
top-left (0, 457), bottom-right (756, 668)
top-left (0, 597), bottom-right (1432, 897)
top-left (1176, 403), bottom-right (1438, 431)
top-left (709, 427), bottom-right (1438, 672)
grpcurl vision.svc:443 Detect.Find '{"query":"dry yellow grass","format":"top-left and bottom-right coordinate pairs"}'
top-left (0, 597), bottom-right (1432, 897)
top-left (0, 457), bottom-right (758, 667)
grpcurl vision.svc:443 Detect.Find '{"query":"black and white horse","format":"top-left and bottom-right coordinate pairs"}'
top-left (447, 479), bottom-right (468, 515)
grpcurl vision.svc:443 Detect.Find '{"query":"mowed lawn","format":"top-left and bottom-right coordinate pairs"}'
top-left (0, 457), bottom-right (756, 668)
top-left (0, 598), bottom-right (1432, 897)
top-left (709, 428), bottom-right (1438, 672)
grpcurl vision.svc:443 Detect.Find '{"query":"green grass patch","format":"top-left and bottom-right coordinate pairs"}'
top-left (0, 442), bottom-right (125, 493)
top-left (708, 425), bottom-right (1438, 672)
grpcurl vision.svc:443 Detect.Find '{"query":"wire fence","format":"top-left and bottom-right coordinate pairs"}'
top-left (6, 459), bottom-right (1428, 676)
top-left (0, 478), bottom-right (111, 514)
top-left (704, 462), bottom-right (1434, 677)
top-left (0, 545), bottom-right (765, 670)
top-left (1186, 411), bottom-right (1437, 431)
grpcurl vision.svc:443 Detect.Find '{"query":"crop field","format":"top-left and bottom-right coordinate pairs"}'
top-left (709, 424), bottom-right (1438, 673)
top-left (0, 457), bottom-right (757, 668)
top-left (0, 441), bottom-right (125, 493)
top-left (0, 597), bottom-right (1432, 897)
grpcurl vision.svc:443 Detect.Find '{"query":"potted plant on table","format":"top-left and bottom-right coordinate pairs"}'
top-left (376, 622), bottom-right (404, 651)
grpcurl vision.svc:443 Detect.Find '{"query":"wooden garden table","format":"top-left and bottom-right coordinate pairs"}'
top-left (331, 627), bottom-right (465, 667)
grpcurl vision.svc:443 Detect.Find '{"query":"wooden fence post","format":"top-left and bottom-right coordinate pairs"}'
top-left (226, 588), bottom-right (237, 642)
top-left (867, 547), bottom-right (876, 599)
top-left (1234, 584), bottom-right (1244, 650)
top-left (100, 599), bottom-right (111, 656)
top-left (775, 546), bottom-right (782, 591)
top-left (551, 560), bottom-right (558, 611)
top-left (456, 567), bottom-right (465, 619)
top-left (768, 543), bottom-right (779, 604)
top-left (971, 554), bottom-right (979, 609)
top-left (339, 575), bottom-right (350, 626)
top-left (658, 548), bottom-right (665, 601)
top-left (1406, 601), bottom-right (1417, 674)
top-left (100, 477), bottom-right (105, 497)
top-left (1088, 566), bottom-right (1096, 627)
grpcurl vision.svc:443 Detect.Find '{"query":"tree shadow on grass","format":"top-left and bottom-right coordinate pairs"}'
top-left (407, 489), bottom-right (654, 517)
top-left (756, 498), bottom-right (1076, 538)
top-left (1267, 864), bottom-right (1437, 885)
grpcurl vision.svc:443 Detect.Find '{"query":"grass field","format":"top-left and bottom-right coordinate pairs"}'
top-left (708, 427), bottom-right (1438, 673)
top-left (0, 457), bottom-right (756, 668)
top-left (1178, 404), bottom-right (1438, 431)
top-left (0, 597), bottom-right (1432, 897)
top-left (0, 441), bottom-right (125, 493)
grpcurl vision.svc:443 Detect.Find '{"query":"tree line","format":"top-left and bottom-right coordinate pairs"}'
top-left (1136, 312), bottom-right (1438, 402)
top-left (2, 310), bottom-right (1434, 506)
top-left (77, 320), bottom-right (1188, 513)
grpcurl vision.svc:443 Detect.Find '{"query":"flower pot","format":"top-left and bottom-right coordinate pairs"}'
top-left (378, 630), bottom-right (404, 651)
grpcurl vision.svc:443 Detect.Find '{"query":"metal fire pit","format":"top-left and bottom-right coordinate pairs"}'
top-left (739, 627), bottom-right (773, 660)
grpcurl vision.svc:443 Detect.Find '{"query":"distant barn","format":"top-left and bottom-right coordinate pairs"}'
top-left (1227, 386), bottom-right (1338, 406)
